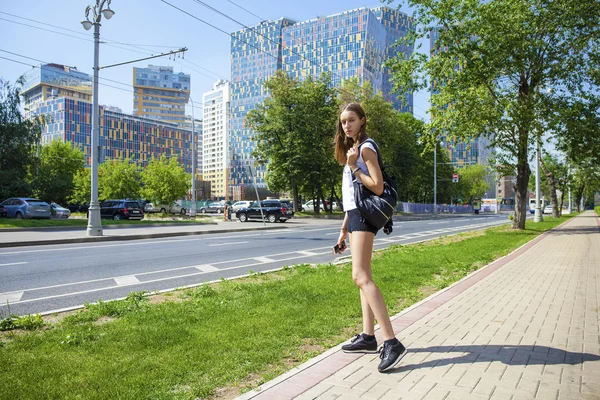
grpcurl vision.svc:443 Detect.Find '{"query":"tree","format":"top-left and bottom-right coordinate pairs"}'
top-left (0, 79), bottom-right (41, 200)
top-left (140, 155), bottom-right (190, 206)
top-left (455, 164), bottom-right (490, 204)
top-left (538, 152), bottom-right (568, 217)
top-left (99, 158), bottom-right (141, 200)
top-left (31, 140), bottom-right (85, 204)
top-left (70, 168), bottom-right (91, 205)
top-left (247, 71), bottom-right (339, 213)
top-left (386, 0), bottom-right (600, 229)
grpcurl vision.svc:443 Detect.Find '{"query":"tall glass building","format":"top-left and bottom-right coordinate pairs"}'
top-left (34, 97), bottom-right (193, 173)
top-left (133, 65), bottom-right (190, 125)
top-left (20, 63), bottom-right (92, 119)
top-left (229, 7), bottom-right (413, 193)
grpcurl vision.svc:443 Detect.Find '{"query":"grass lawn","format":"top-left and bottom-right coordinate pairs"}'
top-left (0, 215), bottom-right (571, 399)
top-left (0, 217), bottom-right (215, 229)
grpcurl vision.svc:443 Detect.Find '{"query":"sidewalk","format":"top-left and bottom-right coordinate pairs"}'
top-left (239, 211), bottom-right (600, 400)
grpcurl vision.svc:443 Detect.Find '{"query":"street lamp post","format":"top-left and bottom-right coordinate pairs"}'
top-left (189, 96), bottom-right (197, 217)
top-left (81, 0), bottom-right (115, 237)
top-left (433, 142), bottom-right (437, 218)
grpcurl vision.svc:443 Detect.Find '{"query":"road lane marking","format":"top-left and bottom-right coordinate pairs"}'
top-left (0, 291), bottom-right (23, 303)
top-left (0, 262), bottom-right (27, 267)
top-left (195, 265), bottom-right (218, 272)
top-left (254, 256), bottom-right (276, 263)
top-left (209, 241), bottom-right (248, 247)
top-left (114, 276), bottom-right (140, 286)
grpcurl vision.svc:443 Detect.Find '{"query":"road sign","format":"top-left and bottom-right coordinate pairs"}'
top-left (452, 173), bottom-right (459, 183)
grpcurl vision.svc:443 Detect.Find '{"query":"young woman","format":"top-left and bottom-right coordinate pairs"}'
top-left (335, 102), bottom-right (407, 373)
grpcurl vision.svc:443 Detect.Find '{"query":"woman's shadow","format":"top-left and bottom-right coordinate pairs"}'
top-left (389, 344), bottom-right (600, 373)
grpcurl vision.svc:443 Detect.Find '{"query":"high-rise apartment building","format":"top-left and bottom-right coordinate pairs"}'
top-left (182, 114), bottom-right (203, 178)
top-left (229, 7), bottom-right (413, 195)
top-left (202, 80), bottom-right (230, 199)
top-left (31, 97), bottom-right (193, 173)
top-left (20, 63), bottom-right (92, 119)
top-left (133, 65), bottom-right (190, 125)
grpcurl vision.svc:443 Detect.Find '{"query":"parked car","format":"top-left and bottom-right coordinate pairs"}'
top-left (543, 205), bottom-right (553, 214)
top-left (144, 202), bottom-right (187, 215)
top-left (279, 200), bottom-right (295, 219)
top-left (231, 200), bottom-right (252, 212)
top-left (301, 200), bottom-right (330, 212)
top-left (0, 198), bottom-right (51, 219)
top-left (50, 203), bottom-right (71, 219)
top-left (199, 202), bottom-right (225, 214)
top-left (0, 204), bottom-right (6, 218)
top-left (236, 199), bottom-right (293, 223)
top-left (99, 199), bottom-right (144, 220)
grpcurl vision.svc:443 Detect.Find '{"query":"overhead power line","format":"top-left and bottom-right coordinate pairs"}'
top-left (226, 0), bottom-right (265, 21)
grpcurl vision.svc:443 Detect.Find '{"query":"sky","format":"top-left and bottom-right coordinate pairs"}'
top-left (0, 0), bottom-right (431, 121)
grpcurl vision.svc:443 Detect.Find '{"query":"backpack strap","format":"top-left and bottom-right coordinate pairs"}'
top-left (355, 138), bottom-right (385, 174)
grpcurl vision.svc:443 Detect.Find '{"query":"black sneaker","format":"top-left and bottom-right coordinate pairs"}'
top-left (342, 334), bottom-right (378, 353)
top-left (378, 340), bottom-right (407, 372)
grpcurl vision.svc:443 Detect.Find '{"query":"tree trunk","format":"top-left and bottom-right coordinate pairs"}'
top-left (512, 132), bottom-right (531, 230)
top-left (575, 185), bottom-right (585, 212)
top-left (539, 157), bottom-right (560, 218)
top-left (292, 181), bottom-right (300, 213)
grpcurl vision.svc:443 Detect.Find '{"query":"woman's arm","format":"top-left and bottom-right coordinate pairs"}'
top-left (351, 147), bottom-right (384, 195)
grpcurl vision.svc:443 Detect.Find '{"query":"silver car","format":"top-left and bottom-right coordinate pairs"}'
top-left (0, 198), bottom-right (52, 219)
top-left (50, 203), bottom-right (71, 219)
top-left (144, 202), bottom-right (187, 215)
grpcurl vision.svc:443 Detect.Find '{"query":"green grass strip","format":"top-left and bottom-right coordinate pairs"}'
top-left (0, 215), bottom-right (571, 399)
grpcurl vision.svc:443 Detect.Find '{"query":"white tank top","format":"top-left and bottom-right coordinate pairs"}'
top-left (342, 139), bottom-right (377, 212)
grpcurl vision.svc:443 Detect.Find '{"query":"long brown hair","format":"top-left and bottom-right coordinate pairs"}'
top-left (334, 102), bottom-right (368, 165)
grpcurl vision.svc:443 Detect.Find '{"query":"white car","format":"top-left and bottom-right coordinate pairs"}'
top-left (145, 202), bottom-right (187, 215)
top-left (543, 205), bottom-right (553, 214)
top-left (231, 201), bottom-right (252, 211)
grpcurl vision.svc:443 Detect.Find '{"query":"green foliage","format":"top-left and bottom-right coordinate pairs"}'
top-left (69, 167), bottom-right (91, 205)
top-left (62, 291), bottom-right (149, 325)
top-left (385, 0), bottom-right (600, 228)
top-left (595, 206), bottom-right (600, 217)
top-left (0, 79), bottom-right (41, 200)
top-left (0, 313), bottom-right (44, 332)
top-left (247, 71), bottom-right (340, 211)
top-left (99, 158), bottom-right (141, 200)
top-left (140, 154), bottom-right (190, 205)
top-left (455, 164), bottom-right (490, 204)
top-left (30, 140), bottom-right (85, 204)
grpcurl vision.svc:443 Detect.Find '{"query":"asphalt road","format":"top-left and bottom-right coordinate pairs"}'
top-left (0, 214), bottom-right (513, 316)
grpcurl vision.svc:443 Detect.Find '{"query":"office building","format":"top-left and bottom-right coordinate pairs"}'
top-left (202, 80), bottom-right (230, 199)
top-left (133, 65), bottom-right (190, 125)
top-left (229, 7), bottom-right (413, 195)
top-left (182, 114), bottom-right (203, 178)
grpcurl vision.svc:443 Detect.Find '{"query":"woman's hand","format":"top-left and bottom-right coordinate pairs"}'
top-left (346, 146), bottom-right (359, 169)
top-left (337, 230), bottom-right (347, 254)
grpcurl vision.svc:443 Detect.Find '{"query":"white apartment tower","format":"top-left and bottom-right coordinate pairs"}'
top-left (202, 80), bottom-right (230, 198)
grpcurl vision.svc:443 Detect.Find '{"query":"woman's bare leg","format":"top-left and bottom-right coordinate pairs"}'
top-left (349, 231), bottom-right (395, 340)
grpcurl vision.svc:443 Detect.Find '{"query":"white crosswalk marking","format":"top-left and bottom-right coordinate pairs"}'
top-left (195, 265), bottom-right (218, 272)
top-left (114, 275), bottom-right (140, 286)
top-left (0, 291), bottom-right (24, 304)
top-left (297, 250), bottom-right (319, 256)
top-left (254, 256), bottom-right (276, 263)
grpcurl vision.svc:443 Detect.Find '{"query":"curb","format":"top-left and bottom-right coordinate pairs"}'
top-left (0, 225), bottom-right (288, 248)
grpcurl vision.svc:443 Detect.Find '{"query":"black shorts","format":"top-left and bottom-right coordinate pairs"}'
top-left (347, 209), bottom-right (378, 236)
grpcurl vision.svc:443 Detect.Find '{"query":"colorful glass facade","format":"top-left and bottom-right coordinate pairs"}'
top-left (229, 7), bottom-right (413, 190)
top-left (133, 65), bottom-right (190, 125)
top-left (36, 97), bottom-right (193, 173)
